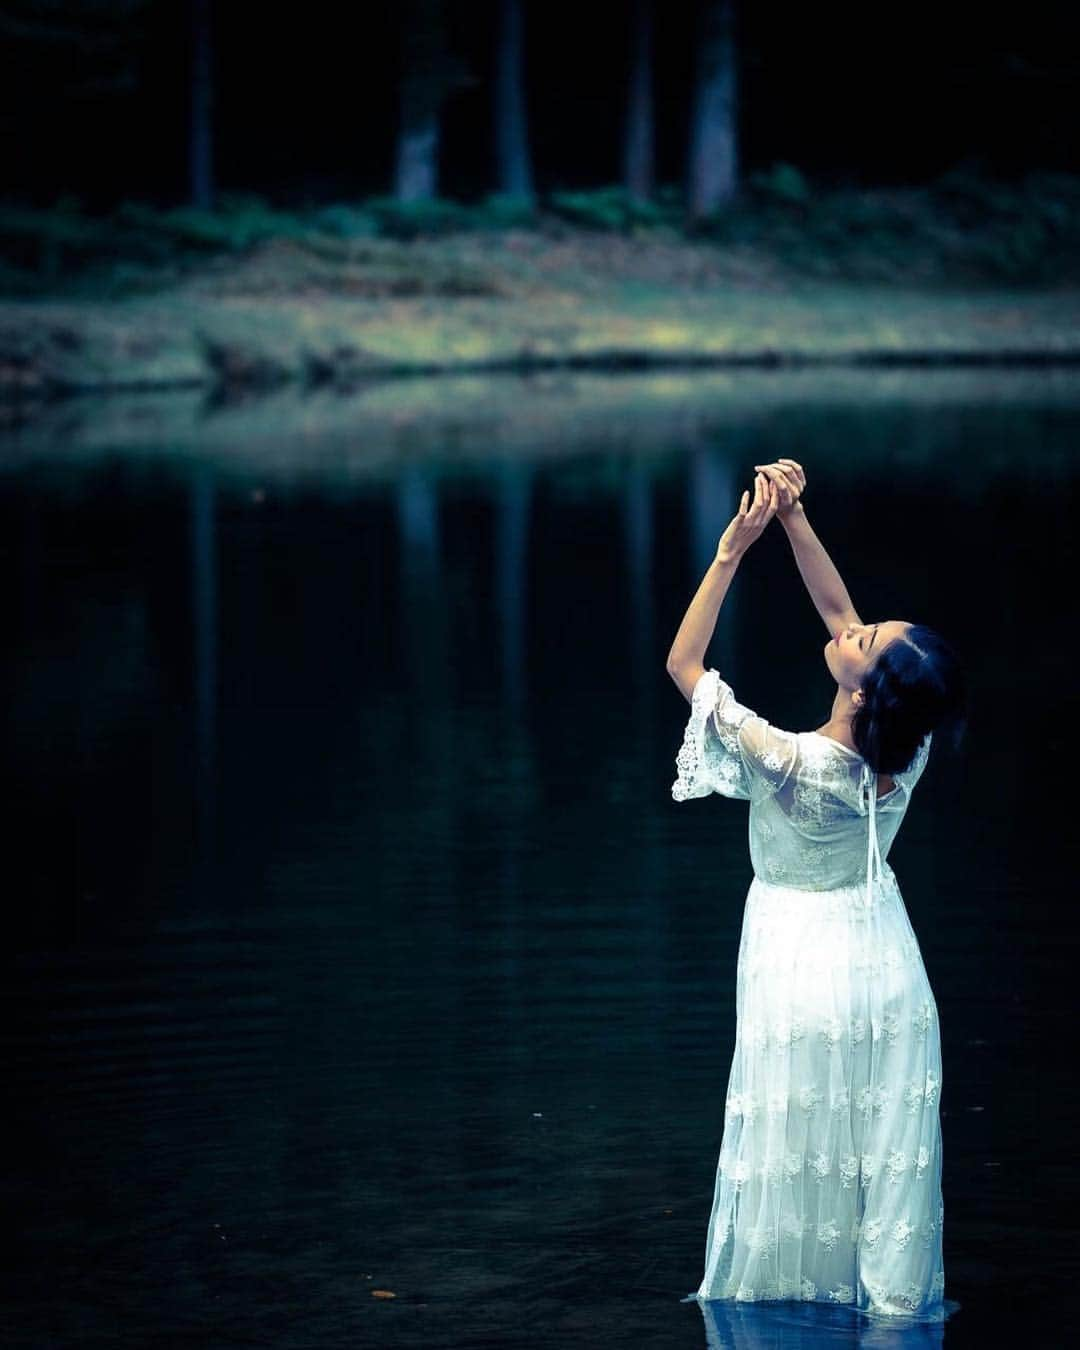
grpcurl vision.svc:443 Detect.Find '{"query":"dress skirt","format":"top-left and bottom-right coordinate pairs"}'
top-left (693, 863), bottom-right (948, 1322)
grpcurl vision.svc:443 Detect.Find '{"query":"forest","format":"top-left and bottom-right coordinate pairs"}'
top-left (2, 0), bottom-right (1079, 397)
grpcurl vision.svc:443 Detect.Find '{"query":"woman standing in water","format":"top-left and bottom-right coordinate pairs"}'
top-left (667, 459), bottom-right (965, 1322)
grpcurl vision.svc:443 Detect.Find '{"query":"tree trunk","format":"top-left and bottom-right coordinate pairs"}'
top-left (394, 0), bottom-right (448, 202)
top-left (686, 0), bottom-right (739, 223)
top-left (188, 0), bottom-right (213, 210)
top-left (494, 0), bottom-right (534, 203)
top-left (622, 0), bottom-right (655, 205)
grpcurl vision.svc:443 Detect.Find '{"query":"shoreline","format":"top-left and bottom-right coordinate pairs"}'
top-left (4, 281), bottom-right (1080, 406)
top-left (4, 365), bottom-right (1077, 487)
top-left (4, 176), bottom-right (1079, 406)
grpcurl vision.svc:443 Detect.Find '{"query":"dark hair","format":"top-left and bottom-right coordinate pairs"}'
top-left (851, 624), bottom-right (968, 775)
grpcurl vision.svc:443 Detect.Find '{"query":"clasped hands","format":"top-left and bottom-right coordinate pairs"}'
top-left (715, 458), bottom-right (806, 563)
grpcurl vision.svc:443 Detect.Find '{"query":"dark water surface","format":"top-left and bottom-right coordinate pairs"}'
top-left (2, 370), bottom-right (1077, 1349)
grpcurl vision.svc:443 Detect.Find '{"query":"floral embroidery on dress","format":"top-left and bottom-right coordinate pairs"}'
top-left (671, 681), bottom-right (944, 1312)
top-left (717, 758), bottom-right (745, 795)
top-left (809, 1151), bottom-right (832, 1183)
top-left (793, 783), bottom-right (828, 826)
top-left (728, 1090), bottom-right (759, 1121)
top-left (855, 1083), bottom-right (891, 1119)
top-left (729, 1159), bottom-right (752, 1191)
top-left (672, 679), bottom-right (725, 800)
top-left (712, 713), bottom-right (742, 755)
top-left (862, 1216), bottom-right (885, 1246)
top-left (782, 1210), bottom-right (810, 1240)
top-left (904, 1078), bottom-right (926, 1113)
top-left (764, 854), bottom-right (792, 882)
top-left (886, 1149), bottom-right (909, 1183)
top-left (820, 1017), bottom-right (845, 1048)
top-left (672, 737), bottom-right (701, 797)
top-left (803, 843), bottom-right (832, 874)
top-left (892, 1217), bottom-right (915, 1250)
top-left (756, 1156), bottom-right (781, 1188)
top-left (773, 1016), bottom-right (806, 1049)
top-left (899, 1281), bottom-right (924, 1310)
top-left (746, 1225), bottom-right (778, 1257)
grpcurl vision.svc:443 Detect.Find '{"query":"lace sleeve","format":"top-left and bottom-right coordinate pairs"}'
top-left (672, 668), bottom-right (798, 804)
top-left (898, 730), bottom-right (933, 788)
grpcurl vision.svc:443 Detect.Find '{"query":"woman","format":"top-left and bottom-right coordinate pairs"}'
top-left (667, 459), bottom-right (966, 1323)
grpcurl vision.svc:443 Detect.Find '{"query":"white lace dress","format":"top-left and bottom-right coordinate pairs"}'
top-left (672, 668), bottom-right (947, 1322)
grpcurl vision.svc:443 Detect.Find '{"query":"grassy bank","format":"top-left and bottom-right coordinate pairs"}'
top-left (2, 167), bottom-right (1080, 400)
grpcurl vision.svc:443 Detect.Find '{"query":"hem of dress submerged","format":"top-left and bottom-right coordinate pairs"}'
top-left (682, 1290), bottom-right (956, 1324)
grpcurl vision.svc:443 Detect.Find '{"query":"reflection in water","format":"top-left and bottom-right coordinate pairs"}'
top-left (623, 452), bottom-right (654, 713)
top-left (495, 457), bottom-right (532, 710)
top-left (493, 458), bottom-right (533, 1038)
top-left (688, 440), bottom-right (739, 576)
top-left (190, 462), bottom-right (218, 863)
top-left (695, 1294), bottom-right (959, 1347)
top-left (1, 369), bottom-right (1077, 1347)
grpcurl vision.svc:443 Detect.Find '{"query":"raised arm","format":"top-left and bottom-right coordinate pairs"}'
top-left (666, 471), bottom-right (782, 702)
top-left (754, 460), bottom-right (861, 637)
top-left (781, 504), bottom-right (862, 636)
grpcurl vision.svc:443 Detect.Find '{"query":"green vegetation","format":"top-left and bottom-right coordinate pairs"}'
top-left (2, 166), bottom-right (1078, 400)
top-left (4, 166), bottom-right (1080, 298)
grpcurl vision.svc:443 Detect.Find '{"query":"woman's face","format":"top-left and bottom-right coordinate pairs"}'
top-left (825, 619), bottom-right (913, 692)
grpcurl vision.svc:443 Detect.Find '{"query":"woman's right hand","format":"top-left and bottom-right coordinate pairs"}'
top-left (752, 458), bottom-right (805, 519)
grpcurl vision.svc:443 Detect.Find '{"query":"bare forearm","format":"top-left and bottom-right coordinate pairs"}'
top-left (666, 553), bottom-right (740, 671)
top-left (780, 504), bottom-right (859, 629)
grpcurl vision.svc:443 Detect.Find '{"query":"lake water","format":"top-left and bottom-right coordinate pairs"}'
top-left (2, 368), bottom-right (1077, 1349)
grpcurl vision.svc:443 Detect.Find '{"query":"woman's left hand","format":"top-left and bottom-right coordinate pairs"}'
top-left (716, 472), bottom-right (779, 563)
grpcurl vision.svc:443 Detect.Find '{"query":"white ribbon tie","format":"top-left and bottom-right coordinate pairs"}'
top-left (863, 763), bottom-right (884, 909)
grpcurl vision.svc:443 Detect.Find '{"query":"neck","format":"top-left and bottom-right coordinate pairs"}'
top-left (830, 688), bottom-right (856, 725)
top-left (818, 689), bottom-right (858, 746)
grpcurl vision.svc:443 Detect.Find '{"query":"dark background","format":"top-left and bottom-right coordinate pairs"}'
top-left (4, 0), bottom-right (1079, 209)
